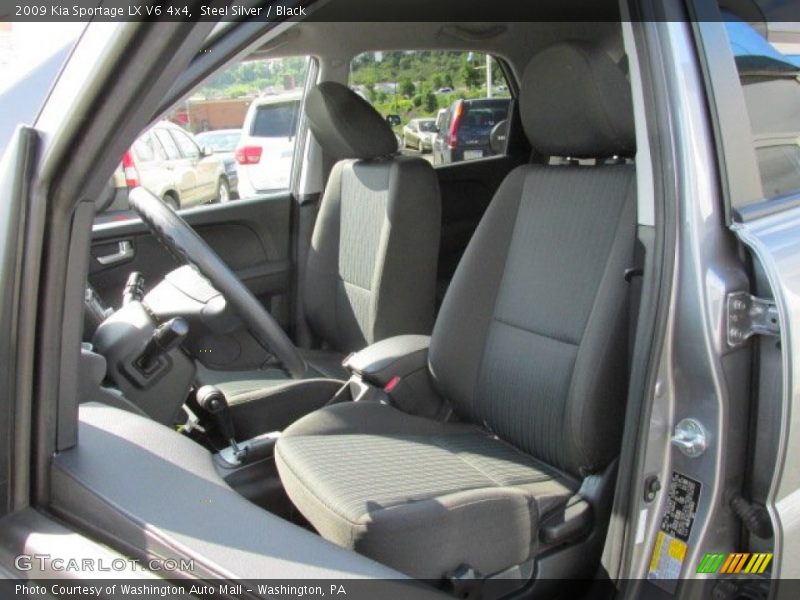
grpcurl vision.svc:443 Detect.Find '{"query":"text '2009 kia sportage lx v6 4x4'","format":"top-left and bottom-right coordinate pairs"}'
top-left (1, 1), bottom-right (800, 599)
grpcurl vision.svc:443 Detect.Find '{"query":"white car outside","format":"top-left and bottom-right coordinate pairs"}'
top-left (235, 90), bottom-right (303, 197)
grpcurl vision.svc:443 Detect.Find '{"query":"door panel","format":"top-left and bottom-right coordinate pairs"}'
top-left (197, 156), bottom-right (221, 199)
top-left (172, 128), bottom-right (217, 201)
top-left (89, 194), bottom-right (293, 328)
top-left (172, 157), bottom-right (199, 205)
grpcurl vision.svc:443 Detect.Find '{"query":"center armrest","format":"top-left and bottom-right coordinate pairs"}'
top-left (343, 335), bottom-right (446, 418)
top-left (343, 334), bottom-right (431, 387)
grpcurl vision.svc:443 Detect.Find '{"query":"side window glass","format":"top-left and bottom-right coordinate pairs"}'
top-left (171, 129), bottom-right (201, 159)
top-left (722, 16), bottom-right (800, 203)
top-left (94, 56), bottom-right (312, 222)
top-left (133, 133), bottom-right (159, 162)
top-left (349, 51), bottom-right (513, 166)
top-left (154, 129), bottom-right (181, 160)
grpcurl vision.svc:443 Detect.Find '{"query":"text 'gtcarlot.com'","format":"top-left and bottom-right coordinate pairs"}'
top-left (14, 553), bottom-right (194, 572)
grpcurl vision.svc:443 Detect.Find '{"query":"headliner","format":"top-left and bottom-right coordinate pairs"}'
top-left (249, 20), bottom-right (624, 80)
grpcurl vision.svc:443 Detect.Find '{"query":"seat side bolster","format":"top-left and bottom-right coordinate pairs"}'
top-left (566, 171), bottom-right (637, 474)
top-left (370, 157), bottom-right (441, 344)
top-left (304, 159), bottom-right (347, 350)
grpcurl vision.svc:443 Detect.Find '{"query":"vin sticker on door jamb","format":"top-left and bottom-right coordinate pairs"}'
top-left (647, 472), bottom-right (702, 591)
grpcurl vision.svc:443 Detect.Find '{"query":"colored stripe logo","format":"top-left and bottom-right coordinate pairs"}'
top-left (697, 552), bottom-right (772, 574)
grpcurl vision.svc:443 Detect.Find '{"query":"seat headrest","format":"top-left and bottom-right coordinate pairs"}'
top-left (306, 81), bottom-right (398, 160)
top-left (520, 41), bottom-right (636, 159)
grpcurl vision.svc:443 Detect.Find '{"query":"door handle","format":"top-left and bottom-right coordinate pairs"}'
top-left (96, 240), bottom-right (134, 265)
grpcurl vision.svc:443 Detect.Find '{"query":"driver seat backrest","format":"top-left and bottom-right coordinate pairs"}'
top-left (303, 82), bottom-right (441, 354)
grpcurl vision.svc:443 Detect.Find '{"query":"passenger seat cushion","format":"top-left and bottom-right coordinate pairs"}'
top-left (275, 402), bottom-right (578, 579)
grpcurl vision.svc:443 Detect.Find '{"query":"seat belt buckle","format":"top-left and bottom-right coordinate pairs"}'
top-left (383, 375), bottom-right (401, 393)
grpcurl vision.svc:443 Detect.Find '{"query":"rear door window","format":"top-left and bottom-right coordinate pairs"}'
top-left (348, 50), bottom-right (513, 165)
top-left (154, 129), bottom-right (181, 160)
top-left (132, 132), bottom-right (164, 162)
top-left (251, 102), bottom-right (300, 138)
top-left (170, 128), bottom-right (202, 159)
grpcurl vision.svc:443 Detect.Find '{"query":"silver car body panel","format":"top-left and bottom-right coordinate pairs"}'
top-left (623, 20), bottom-right (751, 594)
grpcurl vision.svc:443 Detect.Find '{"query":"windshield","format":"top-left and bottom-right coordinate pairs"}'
top-left (0, 22), bottom-right (85, 153)
top-left (196, 130), bottom-right (241, 152)
top-left (418, 120), bottom-right (437, 132)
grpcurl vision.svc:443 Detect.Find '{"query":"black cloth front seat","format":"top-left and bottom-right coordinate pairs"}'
top-left (204, 83), bottom-right (441, 396)
top-left (302, 83), bottom-right (441, 365)
top-left (275, 41), bottom-right (637, 580)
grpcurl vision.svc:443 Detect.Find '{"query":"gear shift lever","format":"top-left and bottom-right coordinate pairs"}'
top-left (196, 385), bottom-right (246, 462)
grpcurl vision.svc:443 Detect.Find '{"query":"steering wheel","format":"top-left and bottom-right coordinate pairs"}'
top-left (128, 187), bottom-right (307, 379)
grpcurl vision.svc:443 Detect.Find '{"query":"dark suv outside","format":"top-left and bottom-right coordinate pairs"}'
top-left (432, 97), bottom-right (511, 164)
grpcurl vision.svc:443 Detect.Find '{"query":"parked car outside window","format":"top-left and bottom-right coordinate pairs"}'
top-left (195, 129), bottom-right (242, 198)
top-left (349, 50), bottom-right (512, 164)
top-left (402, 118), bottom-right (437, 152)
top-left (102, 121), bottom-right (228, 216)
top-left (432, 97), bottom-right (511, 164)
top-left (236, 89), bottom-right (305, 196)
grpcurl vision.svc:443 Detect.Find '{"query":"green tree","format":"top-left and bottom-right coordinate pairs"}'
top-left (424, 91), bottom-right (437, 113)
top-left (460, 60), bottom-right (481, 90)
top-left (365, 82), bottom-right (376, 102)
top-left (399, 77), bottom-right (416, 98)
